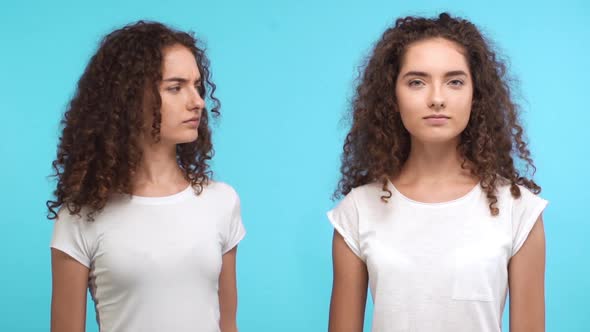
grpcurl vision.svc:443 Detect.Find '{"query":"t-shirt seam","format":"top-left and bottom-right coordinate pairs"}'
top-left (222, 228), bottom-right (246, 254)
top-left (50, 244), bottom-right (91, 268)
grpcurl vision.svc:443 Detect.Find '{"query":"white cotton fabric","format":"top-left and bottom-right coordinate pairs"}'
top-left (51, 181), bottom-right (245, 332)
top-left (328, 180), bottom-right (547, 332)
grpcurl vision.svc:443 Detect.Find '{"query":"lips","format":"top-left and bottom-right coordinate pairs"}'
top-left (183, 117), bottom-right (200, 128)
top-left (423, 114), bottom-right (450, 126)
top-left (423, 115), bottom-right (450, 119)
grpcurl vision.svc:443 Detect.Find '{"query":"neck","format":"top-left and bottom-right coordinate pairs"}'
top-left (396, 138), bottom-right (474, 184)
top-left (133, 139), bottom-right (187, 193)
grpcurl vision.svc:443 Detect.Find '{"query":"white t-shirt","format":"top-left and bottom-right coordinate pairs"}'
top-left (51, 181), bottom-right (246, 332)
top-left (328, 180), bottom-right (547, 332)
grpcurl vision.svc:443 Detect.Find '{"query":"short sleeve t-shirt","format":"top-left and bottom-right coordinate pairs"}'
top-left (51, 181), bottom-right (246, 332)
top-left (328, 181), bottom-right (547, 332)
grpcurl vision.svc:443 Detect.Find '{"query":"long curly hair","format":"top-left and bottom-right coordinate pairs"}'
top-left (335, 13), bottom-right (540, 215)
top-left (47, 21), bottom-right (220, 220)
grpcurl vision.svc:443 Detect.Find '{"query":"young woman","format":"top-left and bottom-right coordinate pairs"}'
top-left (328, 13), bottom-right (547, 332)
top-left (48, 21), bottom-right (245, 332)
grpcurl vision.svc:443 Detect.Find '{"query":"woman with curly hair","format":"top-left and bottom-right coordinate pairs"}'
top-left (328, 13), bottom-right (547, 332)
top-left (48, 21), bottom-right (245, 332)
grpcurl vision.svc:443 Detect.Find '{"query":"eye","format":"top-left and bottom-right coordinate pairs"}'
top-left (448, 79), bottom-right (464, 87)
top-left (167, 86), bottom-right (181, 93)
top-left (408, 80), bottom-right (425, 87)
top-left (195, 84), bottom-right (205, 96)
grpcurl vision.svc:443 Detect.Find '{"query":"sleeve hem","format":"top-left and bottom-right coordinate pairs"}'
top-left (222, 229), bottom-right (246, 255)
top-left (511, 199), bottom-right (548, 257)
top-left (49, 245), bottom-right (91, 268)
top-left (327, 211), bottom-right (363, 260)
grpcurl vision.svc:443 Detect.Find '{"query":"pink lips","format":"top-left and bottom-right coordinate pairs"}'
top-left (183, 117), bottom-right (200, 128)
top-left (423, 115), bottom-right (450, 125)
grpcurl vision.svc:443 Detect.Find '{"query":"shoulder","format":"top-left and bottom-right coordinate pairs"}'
top-left (56, 206), bottom-right (90, 226)
top-left (56, 206), bottom-right (80, 221)
top-left (202, 180), bottom-right (240, 205)
top-left (205, 180), bottom-right (238, 196)
top-left (493, 181), bottom-right (548, 218)
top-left (494, 181), bottom-right (545, 203)
top-left (52, 206), bottom-right (98, 250)
top-left (335, 181), bottom-right (389, 217)
top-left (348, 181), bottom-right (383, 201)
top-left (55, 196), bottom-right (136, 227)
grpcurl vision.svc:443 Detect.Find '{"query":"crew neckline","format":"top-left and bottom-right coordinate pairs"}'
top-left (387, 178), bottom-right (480, 207)
top-left (129, 185), bottom-right (193, 205)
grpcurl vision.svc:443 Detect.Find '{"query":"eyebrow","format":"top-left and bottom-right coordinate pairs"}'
top-left (162, 77), bottom-right (202, 84)
top-left (401, 70), bottom-right (469, 78)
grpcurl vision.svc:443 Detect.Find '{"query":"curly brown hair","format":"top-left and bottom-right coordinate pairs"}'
top-left (47, 21), bottom-right (220, 220)
top-left (335, 12), bottom-right (540, 215)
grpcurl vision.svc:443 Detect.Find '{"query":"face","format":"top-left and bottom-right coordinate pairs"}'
top-left (153, 44), bottom-right (205, 145)
top-left (395, 37), bottom-right (473, 145)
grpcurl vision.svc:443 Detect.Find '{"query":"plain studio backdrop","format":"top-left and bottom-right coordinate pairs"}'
top-left (0, 0), bottom-right (588, 331)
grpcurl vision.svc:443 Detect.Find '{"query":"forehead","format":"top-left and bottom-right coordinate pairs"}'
top-left (400, 37), bottom-right (469, 73)
top-left (161, 44), bottom-right (200, 79)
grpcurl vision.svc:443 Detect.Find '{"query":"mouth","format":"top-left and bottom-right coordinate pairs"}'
top-left (423, 115), bottom-right (450, 119)
top-left (423, 115), bottom-right (450, 126)
top-left (183, 117), bottom-right (200, 127)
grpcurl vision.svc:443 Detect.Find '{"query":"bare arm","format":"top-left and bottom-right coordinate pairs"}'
top-left (219, 246), bottom-right (239, 332)
top-left (329, 231), bottom-right (368, 332)
top-left (509, 216), bottom-right (546, 332)
top-left (51, 248), bottom-right (89, 332)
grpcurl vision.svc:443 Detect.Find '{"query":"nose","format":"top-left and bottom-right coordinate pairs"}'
top-left (188, 87), bottom-right (205, 111)
top-left (429, 100), bottom-right (445, 110)
top-left (428, 87), bottom-right (446, 110)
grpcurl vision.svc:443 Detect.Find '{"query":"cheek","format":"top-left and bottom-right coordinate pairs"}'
top-left (396, 90), bottom-right (423, 128)
top-left (158, 98), bottom-right (177, 127)
top-left (454, 94), bottom-right (473, 127)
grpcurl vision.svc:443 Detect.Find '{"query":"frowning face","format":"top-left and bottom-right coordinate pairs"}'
top-left (155, 44), bottom-right (205, 145)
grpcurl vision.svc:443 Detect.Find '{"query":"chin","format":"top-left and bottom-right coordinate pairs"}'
top-left (413, 132), bottom-right (462, 145)
top-left (174, 134), bottom-right (199, 144)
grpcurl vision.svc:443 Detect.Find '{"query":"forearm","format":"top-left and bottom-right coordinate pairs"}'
top-left (220, 318), bottom-right (238, 332)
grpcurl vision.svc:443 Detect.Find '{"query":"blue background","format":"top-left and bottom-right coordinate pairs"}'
top-left (1, 0), bottom-right (588, 331)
